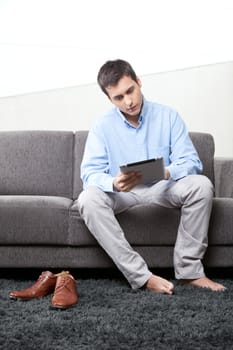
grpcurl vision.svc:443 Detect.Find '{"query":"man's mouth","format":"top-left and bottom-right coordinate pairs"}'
top-left (127, 105), bottom-right (137, 113)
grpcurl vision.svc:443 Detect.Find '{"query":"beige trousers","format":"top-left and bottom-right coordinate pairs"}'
top-left (77, 175), bottom-right (214, 289)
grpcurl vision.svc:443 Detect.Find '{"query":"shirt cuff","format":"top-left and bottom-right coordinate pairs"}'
top-left (166, 164), bottom-right (188, 181)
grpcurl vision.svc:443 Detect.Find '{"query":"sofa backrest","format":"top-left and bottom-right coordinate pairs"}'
top-left (189, 132), bottom-right (215, 184)
top-left (73, 130), bottom-right (215, 198)
top-left (73, 131), bottom-right (88, 198)
top-left (0, 130), bottom-right (214, 198)
top-left (0, 131), bottom-right (74, 197)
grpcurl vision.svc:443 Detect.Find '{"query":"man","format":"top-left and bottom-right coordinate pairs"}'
top-left (78, 59), bottom-right (225, 294)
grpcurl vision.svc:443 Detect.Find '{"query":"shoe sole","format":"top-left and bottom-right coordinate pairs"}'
top-left (49, 303), bottom-right (77, 310)
top-left (9, 296), bottom-right (32, 301)
top-left (9, 295), bottom-right (47, 301)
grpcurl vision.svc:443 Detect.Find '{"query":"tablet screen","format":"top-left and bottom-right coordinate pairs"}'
top-left (120, 157), bottom-right (165, 184)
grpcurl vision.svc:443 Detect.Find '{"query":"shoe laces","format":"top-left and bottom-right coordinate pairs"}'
top-left (54, 270), bottom-right (70, 277)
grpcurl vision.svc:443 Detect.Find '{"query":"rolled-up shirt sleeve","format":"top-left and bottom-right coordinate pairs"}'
top-left (166, 112), bottom-right (203, 180)
top-left (81, 129), bottom-right (115, 192)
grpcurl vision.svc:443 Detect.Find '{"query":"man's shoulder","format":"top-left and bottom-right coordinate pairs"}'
top-left (146, 100), bottom-right (177, 114)
top-left (95, 107), bottom-right (117, 123)
top-left (90, 107), bottom-right (119, 135)
top-left (145, 100), bottom-right (179, 122)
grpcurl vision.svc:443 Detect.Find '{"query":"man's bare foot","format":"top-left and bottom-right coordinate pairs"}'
top-left (145, 274), bottom-right (174, 295)
top-left (180, 276), bottom-right (226, 291)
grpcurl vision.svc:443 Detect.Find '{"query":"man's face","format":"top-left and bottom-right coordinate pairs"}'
top-left (105, 75), bottom-right (143, 120)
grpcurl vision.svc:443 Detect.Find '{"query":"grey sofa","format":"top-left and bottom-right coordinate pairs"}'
top-left (0, 130), bottom-right (232, 270)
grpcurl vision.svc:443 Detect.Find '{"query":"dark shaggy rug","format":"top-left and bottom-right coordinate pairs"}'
top-left (1, 270), bottom-right (233, 350)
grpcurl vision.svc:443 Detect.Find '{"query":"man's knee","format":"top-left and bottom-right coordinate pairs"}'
top-left (191, 175), bottom-right (214, 200)
top-left (78, 186), bottom-right (110, 213)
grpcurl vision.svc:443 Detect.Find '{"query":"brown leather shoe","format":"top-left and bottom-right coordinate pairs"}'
top-left (51, 273), bottom-right (78, 309)
top-left (9, 271), bottom-right (57, 300)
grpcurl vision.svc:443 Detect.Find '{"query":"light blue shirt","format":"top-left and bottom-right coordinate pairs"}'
top-left (81, 99), bottom-right (203, 192)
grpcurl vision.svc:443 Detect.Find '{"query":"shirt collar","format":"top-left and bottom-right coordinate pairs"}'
top-left (116, 98), bottom-right (147, 128)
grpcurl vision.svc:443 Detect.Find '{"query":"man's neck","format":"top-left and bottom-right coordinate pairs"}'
top-left (123, 113), bottom-right (140, 127)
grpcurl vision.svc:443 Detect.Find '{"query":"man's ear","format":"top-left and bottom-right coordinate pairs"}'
top-left (136, 77), bottom-right (142, 87)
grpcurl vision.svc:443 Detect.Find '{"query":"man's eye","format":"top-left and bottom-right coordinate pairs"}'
top-left (126, 87), bottom-right (134, 95)
top-left (114, 96), bottom-right (123, 101)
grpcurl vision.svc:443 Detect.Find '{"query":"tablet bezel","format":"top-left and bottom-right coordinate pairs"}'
top-left (120, 157), bottom-right (165, 185)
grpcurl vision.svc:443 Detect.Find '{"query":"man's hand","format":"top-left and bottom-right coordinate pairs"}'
top-left (165, 169), bottom-right (170, 180)
top-left (113, 171), bottom-right (142, 192)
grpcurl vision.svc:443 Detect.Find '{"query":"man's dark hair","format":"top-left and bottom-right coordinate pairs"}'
top-left (97, 59), bottom-right (138, 96)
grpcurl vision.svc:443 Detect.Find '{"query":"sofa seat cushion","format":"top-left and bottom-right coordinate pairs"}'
top-left (69, 201), bottom-right (180, 246)
top-left (0, 196), bottom-right (72, 245)
top-left (209, 198), bottom-right (233, 245)
top-left (70, 198), bottom-right (233, 247)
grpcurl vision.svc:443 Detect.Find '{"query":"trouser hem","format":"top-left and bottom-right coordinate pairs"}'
top-left (175, 273), bottom-right (206, 280)
top-left (130, 272), bottom-right (153, 290)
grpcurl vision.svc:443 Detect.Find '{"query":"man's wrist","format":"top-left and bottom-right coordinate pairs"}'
top-left (113, 179), bottom-right (120, 192)
top-left (165, 168), bottom-right (170, 180)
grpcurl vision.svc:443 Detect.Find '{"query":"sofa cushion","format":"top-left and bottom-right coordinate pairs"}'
top-left (69, 201), bottom-right (180, 246)
top-left (73, 131), bottom-right (88, 199)
top-left (0, 131), bottom-right (74, 197)
top-left (189, 132), bottom-right (215, 185)
top-left (0, 195), bottom-right (72, 245)
top-left (208, 198), bottom-right (233, 245)
top-left (69, 198), bottom-right (233, 246)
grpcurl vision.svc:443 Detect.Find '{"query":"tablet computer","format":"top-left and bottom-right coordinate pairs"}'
top-left (120, 157), bottom-right (165, 185)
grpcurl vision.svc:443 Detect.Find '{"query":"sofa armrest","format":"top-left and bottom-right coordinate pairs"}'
top-left (214, 157), bottom-right (233, 198)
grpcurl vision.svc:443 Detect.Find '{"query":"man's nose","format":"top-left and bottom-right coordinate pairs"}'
top-left (125, 96), bottom-right (132, 106)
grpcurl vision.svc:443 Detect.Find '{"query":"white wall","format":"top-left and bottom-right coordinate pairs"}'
top-left (1, 0), bottom-right (233, 97)
top-left (0, 61), bottom-right (232, 157)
